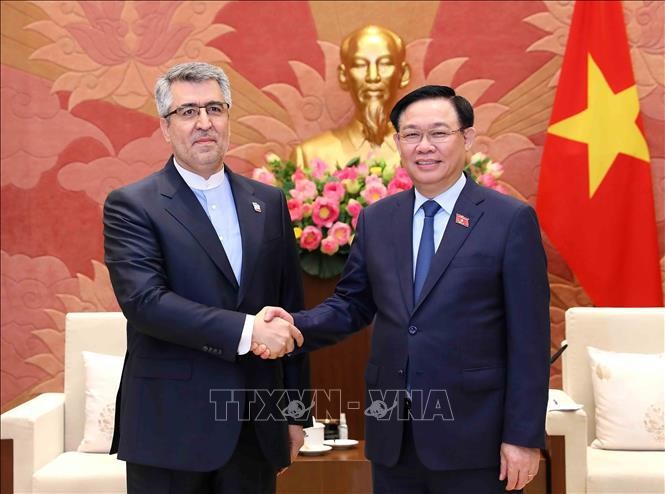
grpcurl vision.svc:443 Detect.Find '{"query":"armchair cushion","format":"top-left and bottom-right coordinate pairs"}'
top-left (587, 346), bottom-right (664, 451)
top-left (77, 351), bottom-right (124, 453)
top-left (587, 448), bottom-right (665, 493)
top-left (33, 452), bottom-right (125, 493)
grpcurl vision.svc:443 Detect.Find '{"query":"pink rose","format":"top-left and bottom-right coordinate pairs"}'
top-left (300, 226), bottom-right (323, 251)
top-left (477, 173), bottom-right (497, 188)
top-left (301, 203), bottom-right (313, 218)
top-left (312, 197), bottom-right (340, 228)
top-left (290, 179), bottom-right (317, 201)
top-left (320, 236), bottom-right (339, 255)
top-left (311, 159), bottom-right (329, 180)
top-left (387, 168), bottom-right (413, 195)
top-left (252, 167), bottom-right (276, 186)
top-left (361, 182), bottom-right (387, 205)
top-left (346, 199), bottom-right (363, 218)
top-left (323, 182), bottom-right (346, 202)
top-left (287, 198), bottom-right (304, 221)
top-left (352, 216), bottom-right (359, 229)
top-left (488, 162), bottom-right (504, 178)
top-left (334, 167), bottom-right (359, 181)
top-left (394, 167), bottom-right (412, 183)
top-left (364, 174), bottom-right (382, 187)
top-left (329, 222), bottom-right (352, 246)
top-left (293, 168), bottom-right (306, 182)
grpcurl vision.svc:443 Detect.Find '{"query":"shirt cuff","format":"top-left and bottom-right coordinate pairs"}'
top-left (237, 315), bottom-right (255, 355)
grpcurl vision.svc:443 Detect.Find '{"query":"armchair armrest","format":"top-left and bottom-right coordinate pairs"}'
top-left (1, 393), bottom-right (65, 494)
top-left (546, 389), bottom-right (587, 494)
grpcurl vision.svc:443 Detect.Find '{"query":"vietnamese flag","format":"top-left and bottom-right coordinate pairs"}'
top-left (536, 1), bottom-right (662, 307)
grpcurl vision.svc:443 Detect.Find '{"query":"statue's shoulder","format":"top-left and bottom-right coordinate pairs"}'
top-left (298, 129), bottom-right (339, 150)
top-left (301, 119), bottom-right (360, 148)
top-left (293, 124), bottom-right (356, 167)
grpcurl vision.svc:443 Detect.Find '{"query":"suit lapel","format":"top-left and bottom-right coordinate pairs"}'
top-left (227, 169), bottom-right (265, 307)
top-left (392, 189), bottom-right (416, 313)
top-left (159, 159), bottom-right (239, 290)
top-left (412, 178), bottom-right (485, 314)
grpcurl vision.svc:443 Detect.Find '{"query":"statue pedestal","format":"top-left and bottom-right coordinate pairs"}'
top-left (303, 273), bottom-right (371, 440)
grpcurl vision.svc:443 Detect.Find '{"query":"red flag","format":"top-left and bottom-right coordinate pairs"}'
top-left (455, 213), bottom-right (469, 228)
top-left (536, 1), bottom-right (662, 307)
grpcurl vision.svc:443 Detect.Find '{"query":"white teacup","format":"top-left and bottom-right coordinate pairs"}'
top-left (303, 422), bottom-right (325, 449)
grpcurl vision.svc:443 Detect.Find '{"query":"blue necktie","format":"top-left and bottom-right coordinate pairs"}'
top-left (414, 200), bottom-right (441, 302)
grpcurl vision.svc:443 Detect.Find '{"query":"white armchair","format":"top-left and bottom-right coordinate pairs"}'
top-left (546, 307), bottom-right (665, 494)
top-left (1, 313), bottom-right (127, 494)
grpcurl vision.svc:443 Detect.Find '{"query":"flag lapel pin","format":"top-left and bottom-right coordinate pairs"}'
top-left (252, 202), bottom-right (262, 213)
top-left (455, 213), bottom-right (470, 227)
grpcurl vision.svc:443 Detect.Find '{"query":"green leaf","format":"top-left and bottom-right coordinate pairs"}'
top-left (300, 252), bottom-right (346, 279)
top-left (345, 156), bottom-right (361, 167)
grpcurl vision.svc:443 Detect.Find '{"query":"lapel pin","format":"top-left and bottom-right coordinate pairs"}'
top-left (455, 213), bottom-right (469, 228)
top-left (252, 201), bottom-right (262, 213)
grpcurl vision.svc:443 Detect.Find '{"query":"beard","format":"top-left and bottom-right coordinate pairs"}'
top-left (360, 98), bottom-right (389, 146)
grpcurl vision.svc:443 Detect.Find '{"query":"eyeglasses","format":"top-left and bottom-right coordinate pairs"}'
top-left (398, 128), bottom-right (466, 145)
top-left (163, 102), bottom-right (230, 120)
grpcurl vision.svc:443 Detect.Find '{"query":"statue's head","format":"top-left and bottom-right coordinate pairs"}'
top-left (339, 25), bottom-right (411, 145)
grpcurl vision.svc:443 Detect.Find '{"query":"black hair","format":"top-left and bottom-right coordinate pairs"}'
top-left (390, 85), bottom-right (474, 131)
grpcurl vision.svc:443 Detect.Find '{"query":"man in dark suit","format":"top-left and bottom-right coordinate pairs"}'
top-left (261, 85), bottom-right (550, 493)
top-left (104, 62), bottom-right (309, 494)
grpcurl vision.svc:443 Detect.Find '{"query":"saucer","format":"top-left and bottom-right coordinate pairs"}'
top-left (323, 439), bottom-right (359, 449)
top-left (299, 444), bottom-right (332, 456)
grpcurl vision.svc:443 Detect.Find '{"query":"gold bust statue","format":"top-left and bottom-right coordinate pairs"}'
top-left (293, 25), bottom-right (411, 168)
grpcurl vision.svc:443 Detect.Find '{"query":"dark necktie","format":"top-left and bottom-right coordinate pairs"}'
top-left (414, 200), bottom-right (441, 302)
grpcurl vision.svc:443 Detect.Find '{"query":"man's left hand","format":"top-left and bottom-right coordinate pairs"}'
top-left (499, 442), bottom-right (540, 491)
top-left (252, 306), bottom-right (297, 359)
top-left (277, 425), bottom-right (304, 476)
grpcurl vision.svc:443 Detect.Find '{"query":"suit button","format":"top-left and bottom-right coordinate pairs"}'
top-left (397, 369), bottom-right (404, 375)
top-left (203, 345), bottom-right (209, 351)
top-left (408, 326), bottom-right (418, 335)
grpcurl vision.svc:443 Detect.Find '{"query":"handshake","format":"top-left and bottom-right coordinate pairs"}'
top-left (250, 306), bottom-right (301, 359)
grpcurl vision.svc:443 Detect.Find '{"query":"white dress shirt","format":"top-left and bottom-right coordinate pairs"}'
top-left (173, 159), bottom-right (254, 355)
top-left (412, 173), bottom-right (466, 278)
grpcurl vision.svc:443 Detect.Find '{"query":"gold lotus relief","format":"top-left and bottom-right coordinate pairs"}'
top-left (26, 1), bottom-right (232, 111)
top-left (0, 65), bottom-right (114, 189)
top-left (58, 129), bottom-right (170, 205)
top-left (524, 1), bottom-right (664, 107)
top-left (1, 252), bottom-right (118, 407)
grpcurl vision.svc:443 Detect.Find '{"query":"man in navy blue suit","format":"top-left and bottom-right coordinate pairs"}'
top-left (261, 85), bottom-right (550, 493)
top-left (104, 62), bottom-right (309, 493)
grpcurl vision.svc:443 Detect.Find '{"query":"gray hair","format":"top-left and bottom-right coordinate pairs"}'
top-left (154, 62), bottom-right (232, 117)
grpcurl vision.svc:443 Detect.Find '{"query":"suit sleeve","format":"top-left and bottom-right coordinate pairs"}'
top-left (293, 209), bottom-right (377, 352)
top-left (103, 188), bottom-right (245, 362)
top-left (501, 204), bottom-right (551, 449)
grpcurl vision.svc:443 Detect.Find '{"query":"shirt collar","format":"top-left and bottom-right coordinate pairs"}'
top-left (413, 173), bottom-right (466, 216)
top-left (173, 157), bottom-right (225, 190)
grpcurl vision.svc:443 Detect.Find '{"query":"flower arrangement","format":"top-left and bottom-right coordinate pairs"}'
top-left (464, 152), bottom-right (506, 194)
top-left (253, 152), bottom-right (504, 279)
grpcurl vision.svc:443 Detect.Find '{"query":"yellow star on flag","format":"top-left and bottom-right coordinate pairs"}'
top-left (547, 54), bottom-right (650, 197)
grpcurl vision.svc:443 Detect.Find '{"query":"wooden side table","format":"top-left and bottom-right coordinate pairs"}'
top-left (1, 439), bottom-right (12, 494)
top-left (277, 441), bottom-right (371, 494)
top-left (524, 452), bottom-right (548, 494)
